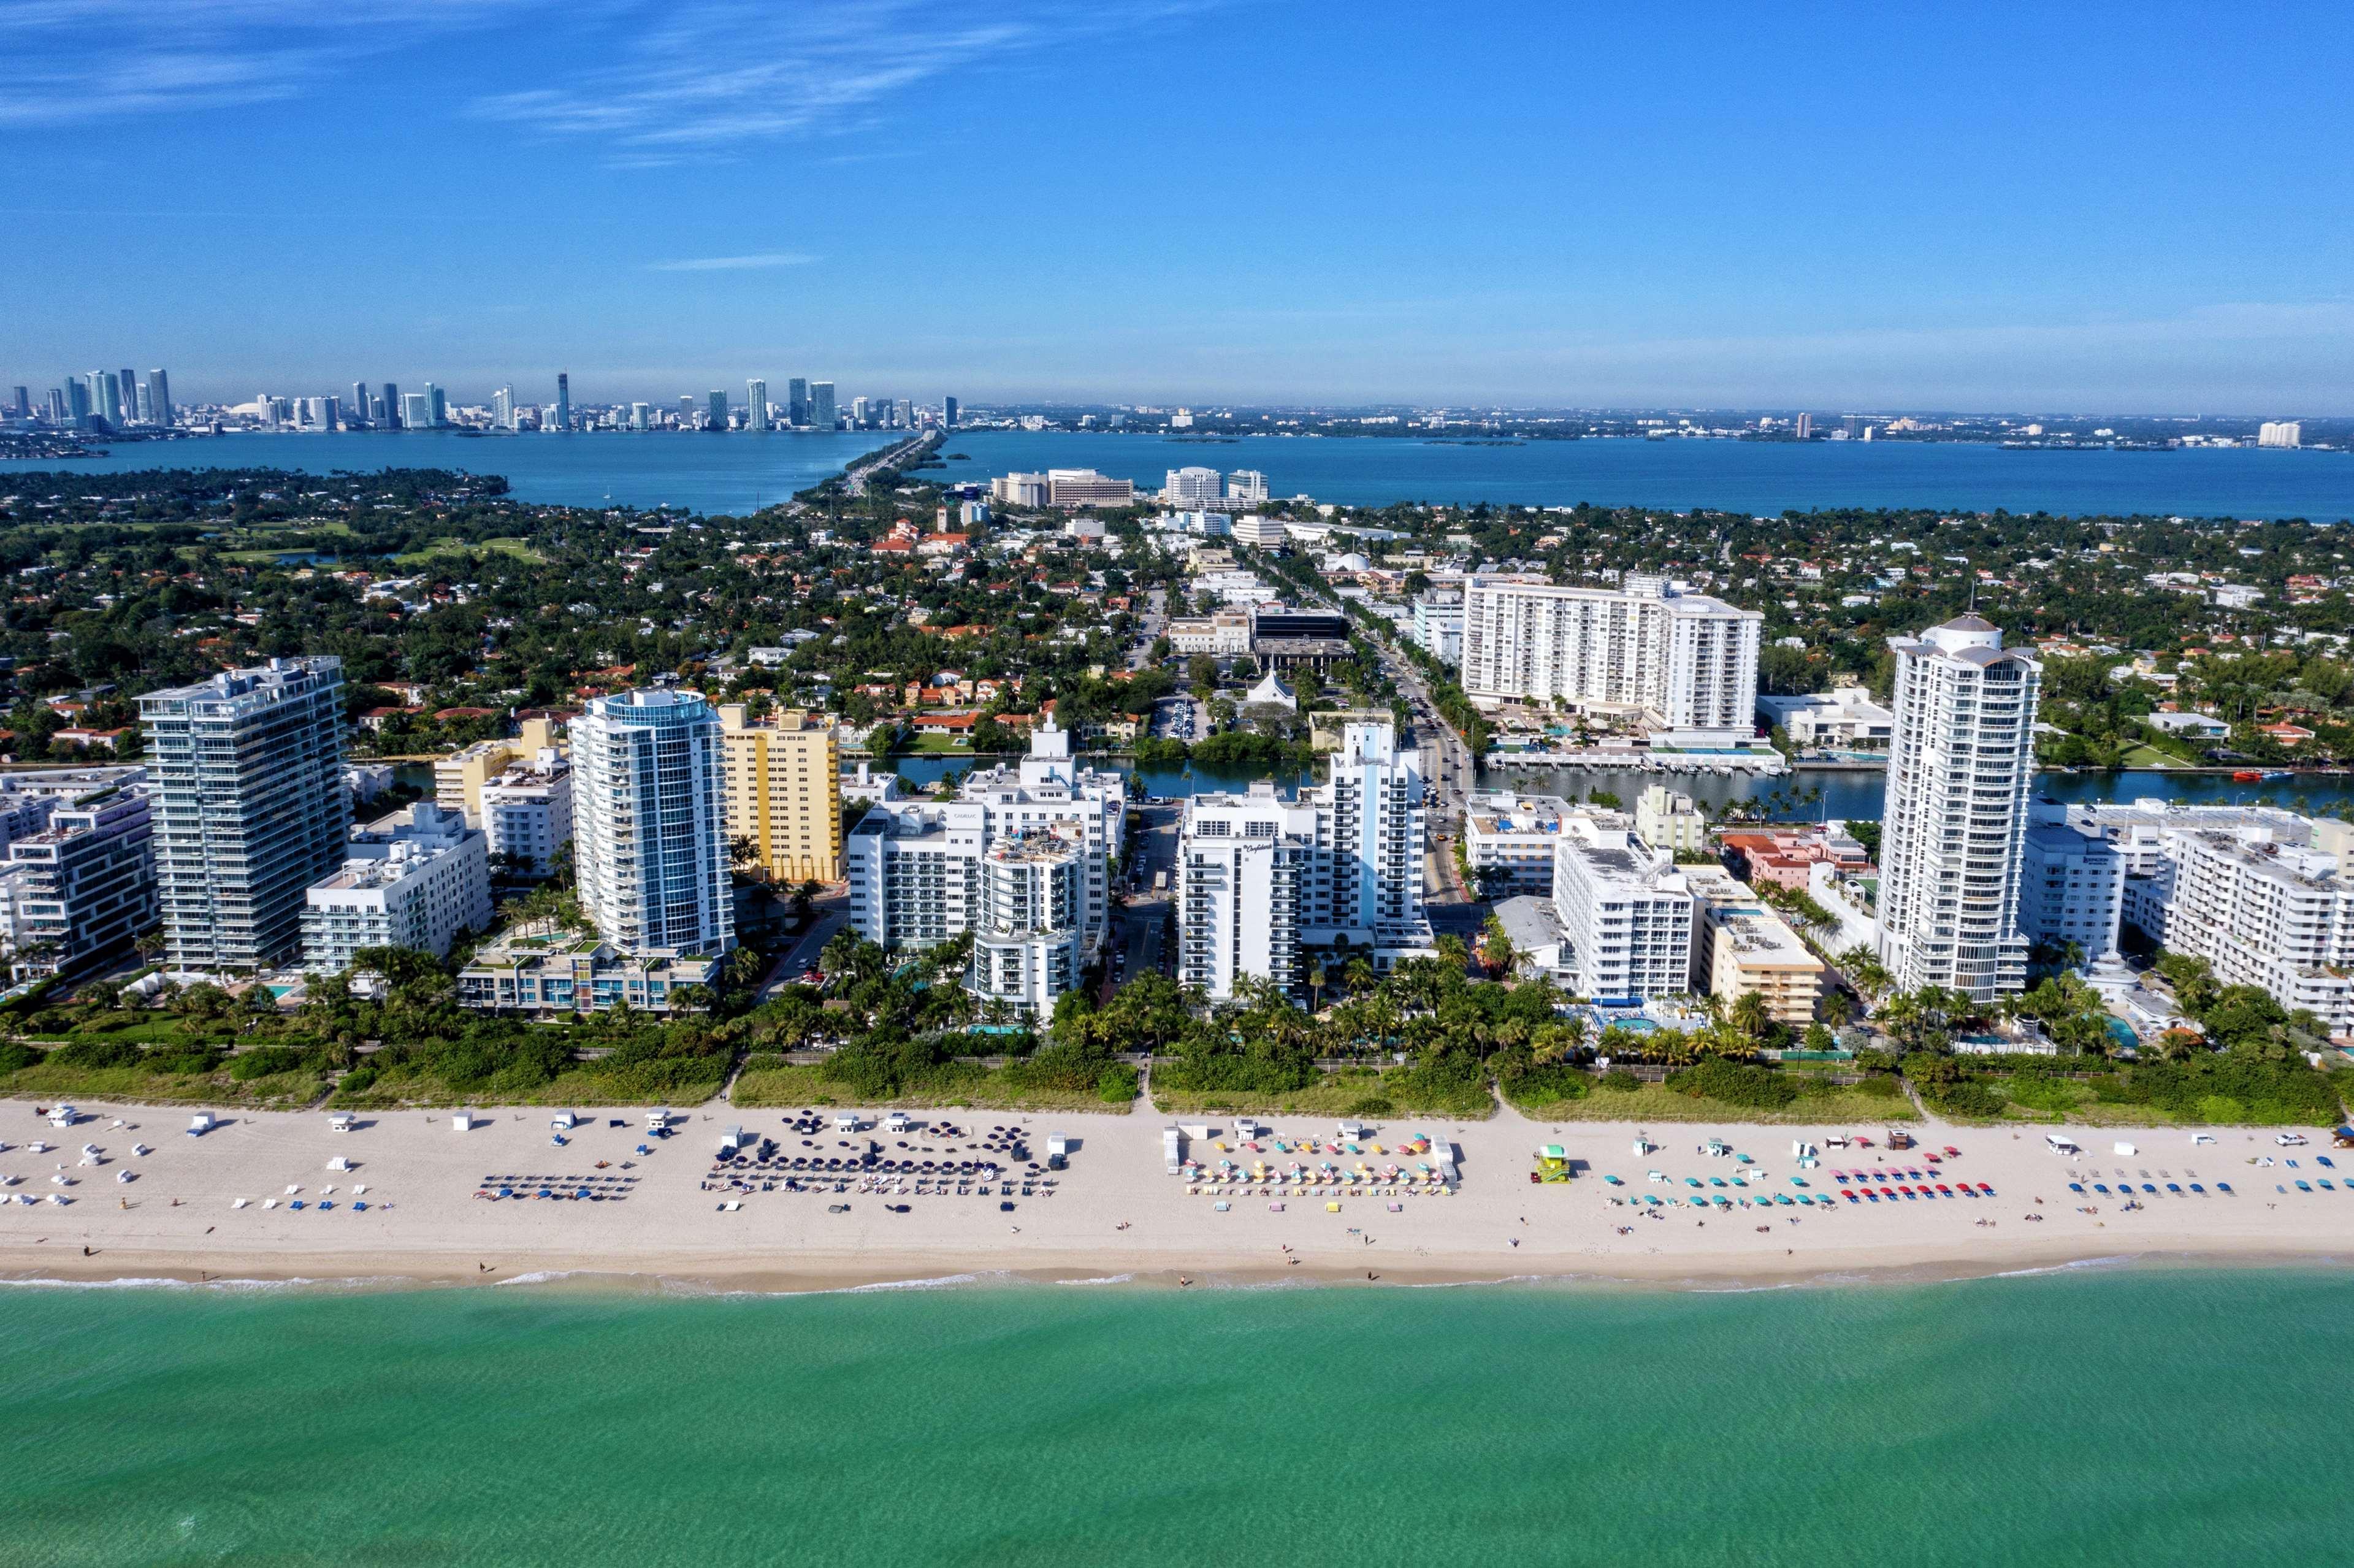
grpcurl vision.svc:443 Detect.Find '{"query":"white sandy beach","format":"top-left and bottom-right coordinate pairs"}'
top-left (2, 1096), bottom-right (2349, 1291)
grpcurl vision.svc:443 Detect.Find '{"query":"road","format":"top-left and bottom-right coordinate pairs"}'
top-left (1107, 800), bottom-right (1185, 985)
top-left (843, 430), bottom-right (938, 497)
top-left (1126, 587), bottom-right (1167, 672)
top-left (1236, 545), bottom-right (1486, 931)
top-left (757, 889), bottom-right (850, 1001)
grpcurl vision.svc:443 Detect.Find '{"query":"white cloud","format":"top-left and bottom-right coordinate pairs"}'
top-left (0, 0), bottom-right (544, 126)
top-left (648, 253), bottom-right (817, 271)
top-left (469, 1), bottom-right (1217, 155)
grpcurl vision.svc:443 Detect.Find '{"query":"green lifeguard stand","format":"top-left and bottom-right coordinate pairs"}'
top-left (1533, 1145), bottom-right (1571, 1183)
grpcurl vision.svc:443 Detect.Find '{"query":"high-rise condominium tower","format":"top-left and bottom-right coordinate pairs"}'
top-left (381, 382), bottom-right (400, 428)
top-left (942, 395), bottom-right (959, 429)
top-left (554, 372), bottom-right (571, 434)
top-left (746, 378), bottom-right (769, 431)
top-left (1177, 721), bottom-right (1427, 1000)
top-left (88, 371), bottom-right (122, 427)
top-left (787, 378), bottom-right (809, 427)
top-left (1461, 574), bottom-right (1762, 740)
top-left (139, 657), bottom-right (350, 970)
top-left (1876, 614), bottom-right (2042, 1001)
top-left (810, 381), bottom-right (836, 430)
top-left (570, 690), bottom-right (734, 956)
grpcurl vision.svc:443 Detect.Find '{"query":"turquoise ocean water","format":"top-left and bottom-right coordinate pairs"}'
top-left (3, 1268), bottom-right (2348, 1566)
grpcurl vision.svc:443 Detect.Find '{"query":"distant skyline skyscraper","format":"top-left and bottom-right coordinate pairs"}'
top-left (425, 383), bottom-right (446, 427)
top-left (492, 386), bottom-right (516, 430)
top-left (8, 386), bottom-right (26, 419)
top-left (1795, 411), bottom-right (1813, 440)
top-left (88, 371), bottom-right (123, 428)
top-left (746, 378), bottom-right (769, 432)
top-left (554, 371), bottom-right (571, 434)
top-left (629, 400), bottom-right (649, 430)
top-left (351, 381), bottom-right (369, 426)
top-left (706, 389), bottom-right (727, 429)
top-left (787, 377), bottom-right (809, 427)
top-left (943, 395), bottom-right (958, 429)
top-left (811, 381), bottom-right (836, 430)
top-left (66, 379), bottom-right (91, 426)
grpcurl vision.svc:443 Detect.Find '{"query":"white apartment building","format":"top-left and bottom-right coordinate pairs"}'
top-left (845, 801), bottom-right (985, 950)
top-left (1461, 573), bottom-right (1762, 739)
top-left (570, 689), bottom-right (733, 956)
top-left (846, 717), bottom-right (1123, 956)
top-left (2019, 808), bottom-right (2127, 958)
top-left (1461, 792), bottom-right (1629, 897)
top-left (1162, 466), bottom-right (1225, 506)
top-left (1, 787), bottom-right (156, 977)
top-left (990, 472), bottom-right (1049, 508)
top-left (0, 792), bottom-right (62, 853)
top-left (1552, 822), bottom-right (1695, 1004)
top-left (139, 656), bottom-right (350, 970)
top-left (1226, 470), bottom-right (1270, 506)
top-left (1634, 786), bottom-right (1707, 855)
top-left (1046, 469), bottom-right (1134, 507)
top-left (480, 749), bottom-right (574, 877)
top-left (1756, 687), bottom-right (1897, 752)
top-left (1178, 721), bottom-right (1429, 1001)
top-left (300, 803), bottom-right (491, 973)
top-left (1231, 514), bottom-right (1287, 546)
top-left (1166, 611), bottom-right (1254, 657)
top-left (968, 830), bottom-right (1087, 1016)
top-left (1876, 616), bottom-right (2041, 1001)
top-left (2138, 822), bottom-right (2354, 1030)
top-left (1412, 593), bottom-right (1464, 665)
top-left (2257, 421), bottom-right (2302, 448)
top-left (1178, 783), bottom-right (1317, 1000)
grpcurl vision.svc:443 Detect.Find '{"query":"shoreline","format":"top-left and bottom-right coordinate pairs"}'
top-left (8, 1094), bottom-right (2348, 1299)
top-left (6, 1241), bottom-right (2354, 1300)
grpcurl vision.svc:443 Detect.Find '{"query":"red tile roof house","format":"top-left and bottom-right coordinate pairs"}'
top-left (359, 705), bottom-right (424, 732)
top-left (912, 711), bottom-right (979, 736)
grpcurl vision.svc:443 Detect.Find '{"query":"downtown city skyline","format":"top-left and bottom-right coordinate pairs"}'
top-left (5, 3), bottom-right (2354, 411)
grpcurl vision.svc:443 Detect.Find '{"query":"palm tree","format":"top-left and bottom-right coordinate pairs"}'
top-left (1343, 956), bottom-right (1375, 996)
top-left (1729, 991), bottom-right (1770, 1051)
top-left (1307, 961), bottom-right (1328, 1014)
top-left (1434, 933), bottom-right (1471, 973)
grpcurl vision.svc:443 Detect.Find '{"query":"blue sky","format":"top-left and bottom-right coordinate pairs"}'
top-left (6, 1), bottom-right (2352, 411)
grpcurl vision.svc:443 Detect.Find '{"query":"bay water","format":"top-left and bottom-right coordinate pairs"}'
top-left (9, 427), bottom-right (2352, 521)
top-left (1, 1267), bottom-right (2345, 1566)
